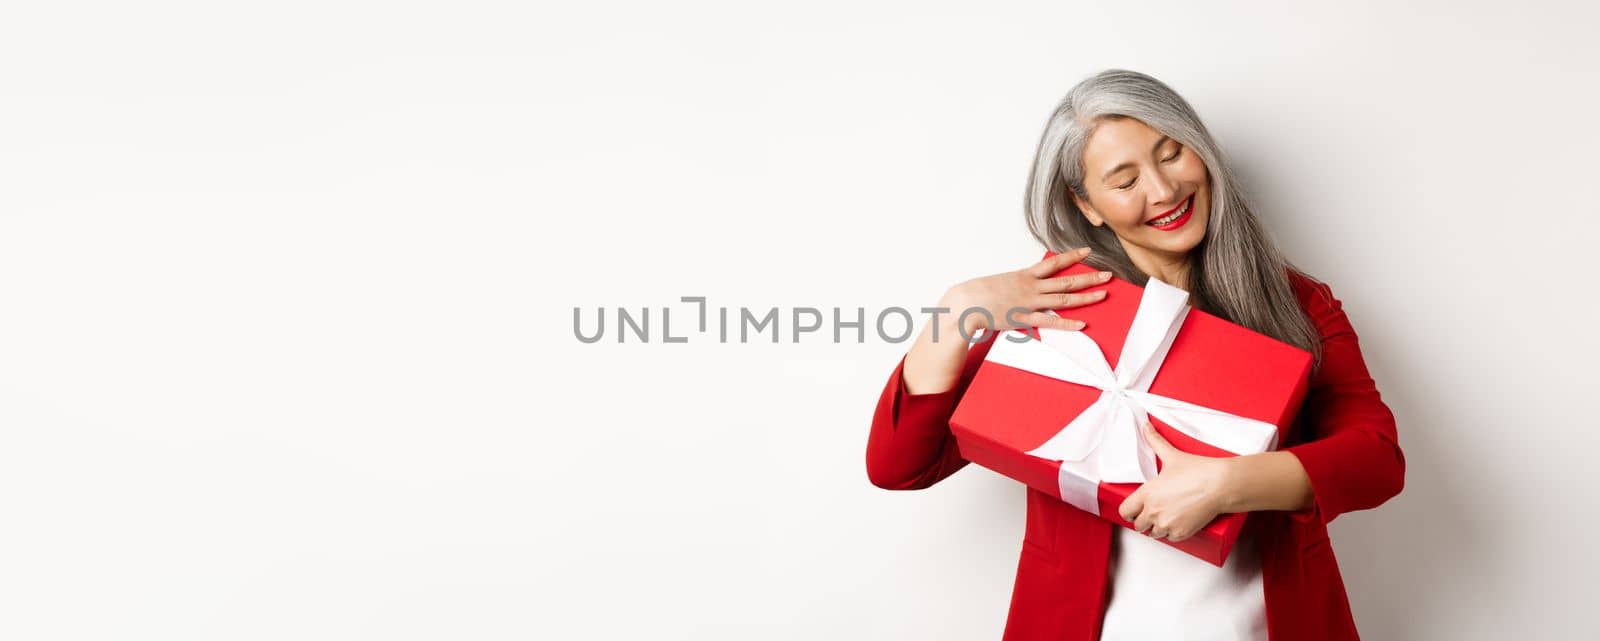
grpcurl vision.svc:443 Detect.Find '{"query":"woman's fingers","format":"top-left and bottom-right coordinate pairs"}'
top-left (1118, 490), bottom-right (1146, 523)
top-left (1036, 289), bottom-right (1107, 310)
top-left (1036, 270), bottom-right (1113, 294)
top-left (1020, 311), bottom-right (1084, 331)
top-left (1141, 420), bottom-right (1182, 460)
top-left (1150, 519), bottom-right (1194, 541)
top-left (987, 247), bottom-right (1106, 333)
top-left (1026, 246), bottom-right (1092, 278)
top-left (1137, 511), bottom-right (1175, 540)
top-left (1132, 510), bottom-right (1155, 534)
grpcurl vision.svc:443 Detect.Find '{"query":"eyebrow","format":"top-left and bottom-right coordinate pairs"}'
top-left (1100, 135), bottom-right (1173, 183)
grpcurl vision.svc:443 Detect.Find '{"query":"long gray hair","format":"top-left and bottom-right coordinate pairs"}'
top-left (1023, 69), bottom-right (1324, 370)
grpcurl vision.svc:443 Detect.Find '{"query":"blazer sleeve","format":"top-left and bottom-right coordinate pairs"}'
top-left (1282, 279), bottom-right (1406, 525)
top-left (864, 333), bottom-right (999, 491)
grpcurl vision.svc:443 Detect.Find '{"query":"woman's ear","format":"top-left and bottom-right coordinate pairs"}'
top-left (1071, 191), bottom-right (1105, 227)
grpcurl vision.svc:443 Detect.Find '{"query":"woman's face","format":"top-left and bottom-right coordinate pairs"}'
top-left (1071, 117), bottom-right (1210, 262)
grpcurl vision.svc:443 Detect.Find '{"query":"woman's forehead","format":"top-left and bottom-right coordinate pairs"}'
top-left (1084, 118), bottom-right (1166, 161)
top-left (1082, 117), bottom-right (1175, 180)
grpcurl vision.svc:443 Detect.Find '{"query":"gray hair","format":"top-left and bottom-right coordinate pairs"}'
top-left (1023, 69), bottom-right (1323, 369)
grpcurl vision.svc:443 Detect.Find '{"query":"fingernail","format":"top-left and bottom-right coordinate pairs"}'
top-left (1078, 247), bottom-right (1092, 256)
top-left (1071, 320), bottom-right (1086, 330)
top-left (1099, 271), bottom-right (1113, 280)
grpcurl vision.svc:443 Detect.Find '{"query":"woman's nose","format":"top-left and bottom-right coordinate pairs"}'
top-left (1146, 171), bottom-right (1177, 206)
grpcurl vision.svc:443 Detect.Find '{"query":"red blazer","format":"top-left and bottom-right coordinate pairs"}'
top-left (865, 270), bottom-right (1405, 641)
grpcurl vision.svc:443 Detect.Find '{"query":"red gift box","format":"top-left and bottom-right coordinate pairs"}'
top-left (948, 252), bottom-right (1313, 566)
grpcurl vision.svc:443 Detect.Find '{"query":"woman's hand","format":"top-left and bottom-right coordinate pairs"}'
top-left (941, 246), bottom-right (1113, 338)
top-left (899, 247), bottom-right (1111, 395)
top-left (1118, 420), bottom-right (1235, 543)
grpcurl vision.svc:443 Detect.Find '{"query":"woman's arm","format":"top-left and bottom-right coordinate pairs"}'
top-left (1239, 279), bottom-right (1405, 523)
top-left (863, 327), bottom-right (993, 491)
top-left (1218, 450), bottom-right (1315, 513)
top-left (1121, 279), bottom-right (1403, 540)
top-left (1121, 423), bottom-right (1314, 540)
top-left (866, 249), bottom-right (1111, 490)
top-left (899, 291), bottom-right (985, 395)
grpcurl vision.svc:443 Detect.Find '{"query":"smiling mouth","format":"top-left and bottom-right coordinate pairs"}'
top-left (1146, 194), bottom-right (1194, 226)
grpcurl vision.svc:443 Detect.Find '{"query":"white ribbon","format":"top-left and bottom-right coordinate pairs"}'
top-left (983, 277), bottom-right (1280, 514)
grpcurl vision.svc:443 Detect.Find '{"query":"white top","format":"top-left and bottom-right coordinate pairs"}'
top-left (1098, 526), bottom-right (1268, 641)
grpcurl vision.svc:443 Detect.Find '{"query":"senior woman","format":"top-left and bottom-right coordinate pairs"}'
top-left (864, 69), bottom-right (1404, 641)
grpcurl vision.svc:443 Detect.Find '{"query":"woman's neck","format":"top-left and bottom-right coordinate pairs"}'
top-left (1122, 243), bottom-right (1193, 291)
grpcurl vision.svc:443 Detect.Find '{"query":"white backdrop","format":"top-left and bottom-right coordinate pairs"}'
top-left (2, 1), bottom-right (1597, 639)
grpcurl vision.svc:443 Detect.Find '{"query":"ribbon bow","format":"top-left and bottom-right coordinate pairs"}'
top-left (983, 276), bottom-right (1279, 514)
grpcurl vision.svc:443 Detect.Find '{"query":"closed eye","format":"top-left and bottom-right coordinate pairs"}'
top-left (1113, 147), bottom-right (1183, 189)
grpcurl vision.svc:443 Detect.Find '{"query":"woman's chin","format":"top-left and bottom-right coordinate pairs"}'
top-left (1144, 214), bottom-right (1206, 253)
top-left (1136, 229), bottom-right (1204, 256)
